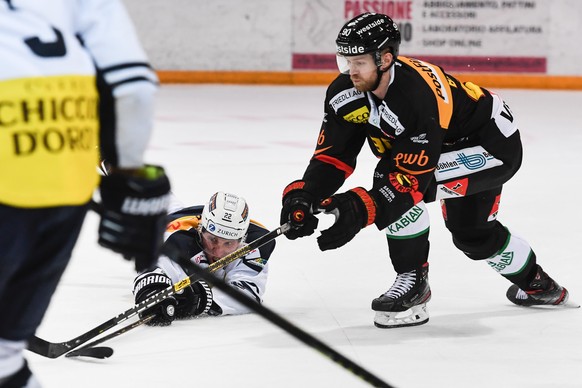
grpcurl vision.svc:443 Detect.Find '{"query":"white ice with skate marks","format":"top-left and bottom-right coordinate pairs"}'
top-left (29, 86), bottom-right (582, 388)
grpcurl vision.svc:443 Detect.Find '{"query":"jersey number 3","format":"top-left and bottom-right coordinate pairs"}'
top-left (24, 27), bottom-right (66, 57)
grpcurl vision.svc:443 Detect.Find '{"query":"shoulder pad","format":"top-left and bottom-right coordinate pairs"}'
top-left (327, 75), bottom-right (366, 113)
top-left (166, 215), bottom-right (201, 233)
top-left (326, 75), bottom-right (369, 124)
top-left (161, 229), bottom-right (203, 265)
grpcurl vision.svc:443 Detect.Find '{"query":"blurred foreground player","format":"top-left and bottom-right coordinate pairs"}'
top-left (280, 12), bottom-right (569, 329)
top-left (133, 192), bottom-right (276, 325)
top-left (0, 1), bottom-right (170, 385)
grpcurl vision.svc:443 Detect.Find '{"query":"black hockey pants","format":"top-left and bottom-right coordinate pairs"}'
top-left (387, 123), bottom-right (525, 273)
top-left (0, 204), bottom-right (88, 341)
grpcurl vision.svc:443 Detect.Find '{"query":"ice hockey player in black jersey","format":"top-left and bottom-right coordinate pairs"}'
top-left (133, 192), bottom-right (276, 325)
top-left (0, 1), bottom-right (170, 386)
top-left (280, 12), bottom-right (569, 329)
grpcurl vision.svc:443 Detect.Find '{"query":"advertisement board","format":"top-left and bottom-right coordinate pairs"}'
top-left (292, 0), bottom-right (548, 73)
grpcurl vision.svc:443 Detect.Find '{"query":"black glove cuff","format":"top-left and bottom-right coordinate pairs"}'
top-left (133, 271), bottom-right (173, 301)
top-left (174, 280), bottom-right (214, 318)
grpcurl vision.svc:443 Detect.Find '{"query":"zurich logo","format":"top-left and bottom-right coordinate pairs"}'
top-left (207, 222), bottom-right (216, 232)
top-left (455, 152), bottom-right (486, 170)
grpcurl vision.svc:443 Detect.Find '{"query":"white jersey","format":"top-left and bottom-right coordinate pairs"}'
top-left (158, 246), bottom-right (269, 316)
top-left (7, 0), bottom-right (158, 168)
top-left (0, 2), bottom-right (100, 206)
top-left (146, 207), bottom-right (276, 316)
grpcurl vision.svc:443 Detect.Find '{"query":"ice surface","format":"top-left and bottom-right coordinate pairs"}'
top-left (29, 85), bottom-right (582, 388)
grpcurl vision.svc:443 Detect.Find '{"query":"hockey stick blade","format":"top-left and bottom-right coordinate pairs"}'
top-left (65, 314), bottom-right (155, 359)
top-left (28, 321), bottom-right (117, 359)
top-left (65, 346), bottom-right (114, 359)
top-left (27, 223), bottom-right (290, 359)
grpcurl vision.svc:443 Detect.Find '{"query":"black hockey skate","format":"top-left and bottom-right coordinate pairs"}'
top-left (506, 265), bottom-right (569, 306)
top-left (372, 263), bottom-right (431, 328)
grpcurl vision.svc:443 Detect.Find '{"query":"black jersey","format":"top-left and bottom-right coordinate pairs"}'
top-left (302, 56), bottom-right (495, 228)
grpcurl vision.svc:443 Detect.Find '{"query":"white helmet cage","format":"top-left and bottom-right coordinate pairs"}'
top-left (201, 192), bottom-right (250, 240)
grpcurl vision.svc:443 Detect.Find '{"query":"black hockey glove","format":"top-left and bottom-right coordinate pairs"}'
top-left (173, 280), bottom-right (214, 319)
top-left (317, 188), bottom-right (377, 251)
top-left (98, 165), bottom-right (171, 272)
top-left (280, 180), bottom-right (319, 240)
top-left (133, 270), bottom-right (176, 326)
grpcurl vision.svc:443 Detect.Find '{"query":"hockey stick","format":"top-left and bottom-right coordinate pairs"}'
top-left (65, 315), bottom-right (155, 359)
top-left (66, 221), bottom-right (258, 360)
top-left (27, 223), bottom-right (290, 359)
top-left (186, 261), bottom-right (394, 388)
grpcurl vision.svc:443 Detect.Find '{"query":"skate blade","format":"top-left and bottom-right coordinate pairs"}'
top-left (557, 298), bottom-right (580, 309)
top-left (513, 298), bottom-right (580, 309)
top-left (525, 289), bottom-right (578, 308)
top-left (373, 304), bottom-right (429, 328)
top-left (565, 300), bottom-right (581, 308)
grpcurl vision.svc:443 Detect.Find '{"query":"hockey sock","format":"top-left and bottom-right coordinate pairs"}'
top-left (0, 338), bottom-right (26, 380)
top-left (385, 202), bottom-right (430, 273)
top-left (385, 202), bottom-right (430, 240)
top-left (485, 229), bottom-right (536, 285)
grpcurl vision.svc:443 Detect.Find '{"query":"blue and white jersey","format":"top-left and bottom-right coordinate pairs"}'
top-left (149, 205), bottom-right (276, 316)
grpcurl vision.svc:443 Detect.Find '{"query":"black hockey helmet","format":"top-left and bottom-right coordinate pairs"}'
top-left (336, 13), bottom-right (401, 69)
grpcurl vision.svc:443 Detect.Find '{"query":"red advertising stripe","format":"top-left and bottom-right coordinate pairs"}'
top-left (292, 53), bottom-right (338, 70)
top-left (292, 53), bottom-right (546, 73)
top-left (416, 55), bottom-right (546, 73)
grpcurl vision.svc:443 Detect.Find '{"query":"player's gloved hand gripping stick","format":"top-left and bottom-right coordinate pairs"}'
top-left (27, 223), bottom-right (291, 359)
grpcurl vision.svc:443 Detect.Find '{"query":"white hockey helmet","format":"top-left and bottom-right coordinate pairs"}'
top-left (201, 192), bottom-right (250, 240)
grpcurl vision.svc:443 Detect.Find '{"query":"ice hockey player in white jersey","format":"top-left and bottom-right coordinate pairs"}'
top-left (133, 192), bottom-right (276, 325)
top-left (0, 1), bottom-right (170, 386)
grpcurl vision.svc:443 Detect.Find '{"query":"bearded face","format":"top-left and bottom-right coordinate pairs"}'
top-left (336, 53), bottom-right (380, 92)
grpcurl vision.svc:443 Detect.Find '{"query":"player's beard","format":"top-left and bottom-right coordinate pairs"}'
top-left (351, 71), bottom-right (379, 92)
